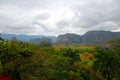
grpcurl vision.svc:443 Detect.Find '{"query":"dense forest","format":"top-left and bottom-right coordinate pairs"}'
top-left (0, 37), bottom-right (120, 80)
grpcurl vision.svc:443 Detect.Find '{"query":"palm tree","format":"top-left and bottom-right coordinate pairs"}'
top-left (93, 47), bottom-right (120, 80)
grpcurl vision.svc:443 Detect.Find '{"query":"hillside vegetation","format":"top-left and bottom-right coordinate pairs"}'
top-left (0, 37), bottom-right (120, 80)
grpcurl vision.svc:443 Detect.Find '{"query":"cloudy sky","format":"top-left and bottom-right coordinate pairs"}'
top-left (0, 0), bottom-right (120, 36)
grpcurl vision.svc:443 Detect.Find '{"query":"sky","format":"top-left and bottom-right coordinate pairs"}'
top-left (0, 0), bottom-right (120, 36)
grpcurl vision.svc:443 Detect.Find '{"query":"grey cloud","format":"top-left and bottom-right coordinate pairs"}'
top-left (33, 13), bottom-right (51, 21)
top-left (34, 22), bottom-right (48, 31)
top-left (0, 0), bottom-right (66, 10)
top-left (0, 0), bottom-right (120, 35)
top-left (67, 0), bottom-right (120, 28)
top-left (90, 21), bottom-right (119, 31)
top-left (56, 19), bottom-right (71, 28)
top-left (1, 26), bottom-right (36, 34)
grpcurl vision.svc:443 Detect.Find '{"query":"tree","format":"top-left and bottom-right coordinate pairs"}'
top-left (39, 40), bottom-right (52, 47)
top-left (0, 41), bottom-right (34, 80)
top-left (60, 48), bottom-right (80, 63)
top-left (10, 36), bottom-right (18, 41)
top-left (72, 62), bottom-right (102, 80)
top-left (93, 47), bottom-right (120, 80)
top-left (106, 39), bottom-right (120, 57)
top-left (0, 34), bottom-right (4, 42)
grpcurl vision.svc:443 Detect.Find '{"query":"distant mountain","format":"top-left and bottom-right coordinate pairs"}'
top-left (82, 30), bottom-right (120, 43)
top-left (0, 33), bottom-right (57, 43)
top-left (57, 31), bottom-right (120, 44)
top-left (1, 30), bottom-right (120, 44)
top-left (57, 33), bottom-right (81, 44)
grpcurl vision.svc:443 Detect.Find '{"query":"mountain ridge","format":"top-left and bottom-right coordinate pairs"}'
top-left (57, 30), bottom-right (120, 44)
top-left (0, 33), bottom-right (57, 43)
top-left (1, 30), bottom-right (120, 44)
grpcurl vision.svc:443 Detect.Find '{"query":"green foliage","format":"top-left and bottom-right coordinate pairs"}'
top-left (71, 62), bottom-right (103, 80)
top-left (0, 39), bottom-right (120, 80)
top-left (0, 40), bottom-right (34, 80)
top-left (93, 47), bottom-right (120, 80)
top-left (60, 48), bottom-right (80, 62)
top-left (106, 39), bottom-right (120, 58)
top-left (0, 61), bottom-right (3, 74)
top-left (0, 35), bottom-right (4, 42)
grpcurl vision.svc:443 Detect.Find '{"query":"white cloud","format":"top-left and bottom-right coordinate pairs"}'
top-left (0, 0), bottom-right (119, 36)
top-left (90, 21), bottom-right (119, 31)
